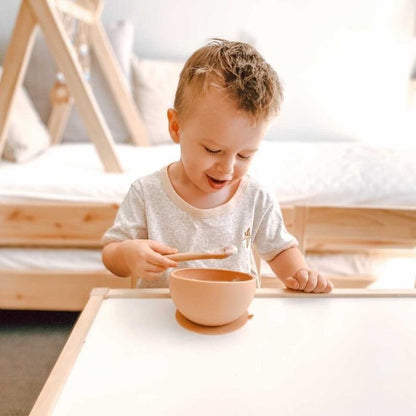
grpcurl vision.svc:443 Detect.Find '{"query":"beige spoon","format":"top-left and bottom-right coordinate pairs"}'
top-left (165, 245), bottom-right (237, 262)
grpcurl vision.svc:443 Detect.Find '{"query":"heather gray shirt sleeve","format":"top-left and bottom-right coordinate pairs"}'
top-left (102, 181), bottom-right (147, 243)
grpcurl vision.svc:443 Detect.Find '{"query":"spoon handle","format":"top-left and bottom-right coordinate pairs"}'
top-left (165, 252), bottom-right (229, 262)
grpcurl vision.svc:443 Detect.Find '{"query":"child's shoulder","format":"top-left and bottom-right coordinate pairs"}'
top-left (244, 174), bottom-right (279, 206)
top-left (126, 168), bottom-right (166, 200)
top-left (131, 167), bottom-right (165, 188)
top-left (245, 174), bottom-right (272, 194)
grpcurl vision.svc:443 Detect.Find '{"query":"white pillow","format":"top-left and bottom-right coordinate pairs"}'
top-left (0, 67), bottom-right (50, 162)
top-left (131, 54), bottom-right (184, 145)
top-left (24, 19), bottom-right (135, 143)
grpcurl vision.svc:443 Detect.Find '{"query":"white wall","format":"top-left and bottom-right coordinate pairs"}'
top-left (1, 0), bottom-right (415, 145)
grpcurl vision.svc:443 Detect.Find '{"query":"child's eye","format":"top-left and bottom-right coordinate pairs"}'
top-left (237, 154), bottom-right (251, 160)
top-left (204, 146), bottom-right (221, 154)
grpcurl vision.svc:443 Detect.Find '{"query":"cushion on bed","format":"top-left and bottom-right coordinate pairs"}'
top-left (24, 19), bottom-right (134, 144)
top-left (0, 67), bottom-right (50, 163)
top-left (131, 54), bottom-right (184, 145)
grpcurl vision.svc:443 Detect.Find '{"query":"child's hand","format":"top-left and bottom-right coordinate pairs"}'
top-left (121, 239), bottom-right (178, 280)
top-left (283, 268), bottom-right (333, 293)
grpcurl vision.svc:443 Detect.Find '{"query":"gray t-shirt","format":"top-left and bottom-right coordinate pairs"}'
top-left (103, 166), bottom-right (296, 287)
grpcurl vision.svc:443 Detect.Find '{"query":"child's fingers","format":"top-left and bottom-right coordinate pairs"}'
top-left (284, 276), bottom-right (300, 290)
top-left (312, 275), bottom-right (331, 293)
top-left (146, 240), bottom-right (177, 268)
top-left (285, 270), bottom-right (333, 293)
top-left (303, 270), bottom-right (318, 292)
top-left (283, 269), bottom-right (310, 290)
top-left (148, 240), bottom-right (178, 255)
top-left (293, 269), bottom-right (309, 291)
top-left (131, 262), bottom-right (175, 282)
top-left (148, 254), bottom-right (177, 269)
top-left (145, 263), bottom-right (172, 274)
top-left (312, 275), bottom-right (327, 293)
top-left (322, 279), bottom-right (334, 293)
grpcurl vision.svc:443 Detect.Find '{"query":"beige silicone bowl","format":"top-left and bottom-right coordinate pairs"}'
top-left (169, 268), bottom-right (256, 326)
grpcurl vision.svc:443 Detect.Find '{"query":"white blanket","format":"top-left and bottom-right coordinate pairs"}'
top-left (2, 141), bottom-right (416, 206)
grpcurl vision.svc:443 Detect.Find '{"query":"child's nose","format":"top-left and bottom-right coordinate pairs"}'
top-left (216, 156), bottom-right (234, 175)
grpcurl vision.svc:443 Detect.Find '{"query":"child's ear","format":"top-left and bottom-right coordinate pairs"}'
top-left (167, 108), bottom-right (180, 144)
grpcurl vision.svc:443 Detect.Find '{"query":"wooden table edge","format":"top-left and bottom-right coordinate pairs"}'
top-left (106, 287), bottom-right (416, 299)
top-left (29, 288), bottom-right (109, 416)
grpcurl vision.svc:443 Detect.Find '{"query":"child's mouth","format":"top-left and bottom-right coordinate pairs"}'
top-left (207, 175), bottom-right (228, 189)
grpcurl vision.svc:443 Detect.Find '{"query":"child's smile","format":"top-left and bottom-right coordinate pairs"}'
top-left (206, 175), bottom-right (230, 190)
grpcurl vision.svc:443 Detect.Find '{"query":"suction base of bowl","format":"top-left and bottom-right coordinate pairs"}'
top-left (175, 310), bottom-right (252, 335)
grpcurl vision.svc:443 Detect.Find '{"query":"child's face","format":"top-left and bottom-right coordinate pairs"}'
top-left (168, 87), bottom-right (268, 197)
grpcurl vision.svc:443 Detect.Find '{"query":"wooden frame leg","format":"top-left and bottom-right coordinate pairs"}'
top-left (48, 81), bottom-right (74, 144)
top-left (76, 0), bottom-right (148, 146)
top-left (89, 19), bottom-right (149, 146)
top-left (0, 0), bottom-right (38, 156)
top-left (29, 0), bottom-right (122, 172)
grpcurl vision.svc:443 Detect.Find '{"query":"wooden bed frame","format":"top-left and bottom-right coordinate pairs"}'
top-left (0, 0), bottom-right (147, 310)
top-left (1, 202), bottom-right (415, 310)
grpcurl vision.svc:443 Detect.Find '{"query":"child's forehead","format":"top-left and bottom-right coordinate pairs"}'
top-left (184, 83), bottom-right (226, 106)
top-left (182, 93), bottom-right (268, 150)
top-left (180, 84), bottom-right (271, 130)
top-left (181, 86), bottom-right (245, 119)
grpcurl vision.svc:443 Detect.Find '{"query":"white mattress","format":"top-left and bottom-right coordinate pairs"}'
top-left (249, 141), bottom-right (416, 206)
top-left (2, 140), bottom-right (416, 206)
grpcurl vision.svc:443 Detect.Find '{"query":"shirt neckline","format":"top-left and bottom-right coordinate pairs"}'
top-left (159, 165), bottom-right (248, 219)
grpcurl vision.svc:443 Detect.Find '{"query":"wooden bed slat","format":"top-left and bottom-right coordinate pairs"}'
top-left (0, 202), bottom-right (118, 247)
top-left (1, 203), bottom-right (414, 253)
top-left (294, 206), bottom-right (416, 253)
top-left (0, 269), bottom-right (130, 311)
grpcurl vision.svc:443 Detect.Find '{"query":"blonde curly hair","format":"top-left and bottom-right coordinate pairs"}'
top-left (174, 39), bottom-right (283, 125)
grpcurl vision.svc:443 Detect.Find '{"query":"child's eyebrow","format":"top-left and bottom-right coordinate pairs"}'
top-left (243, 148), bottom-right (259, 154)
top-left (202, 139), bottom-right (259, 153)
top-left (201, 138), bottom-right (221, 147)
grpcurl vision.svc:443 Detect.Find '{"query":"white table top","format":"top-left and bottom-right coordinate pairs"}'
top-left (31, 289), bottom-right (416, 416)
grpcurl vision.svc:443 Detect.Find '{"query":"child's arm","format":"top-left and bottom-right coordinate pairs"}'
top-left (102, 239), bottom-right (178, 280)
top-left (267, 246), bottom-right (333, 293)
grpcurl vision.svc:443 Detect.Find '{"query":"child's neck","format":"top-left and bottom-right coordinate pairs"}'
top-left (167, 162), bottom-right (240, 209)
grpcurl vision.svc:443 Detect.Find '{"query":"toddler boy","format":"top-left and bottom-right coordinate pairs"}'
top-left (102, 39), bottom-right (333, 293)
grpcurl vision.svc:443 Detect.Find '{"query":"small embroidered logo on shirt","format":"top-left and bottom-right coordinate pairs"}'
top-left (243, 227), bottom-right (251, 248)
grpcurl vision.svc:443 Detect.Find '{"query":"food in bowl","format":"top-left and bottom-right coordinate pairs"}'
top-left (169, 268), bottom-right (256, 326)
